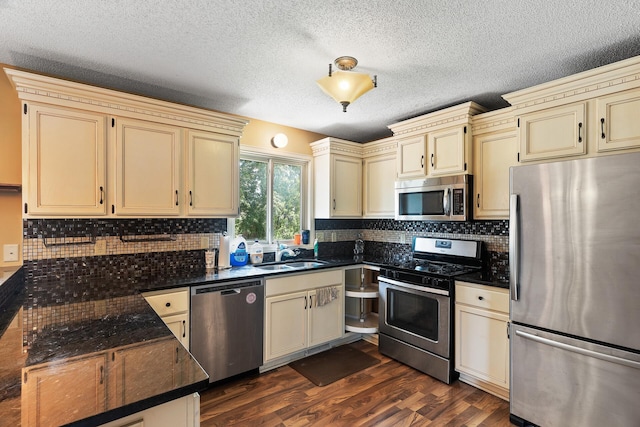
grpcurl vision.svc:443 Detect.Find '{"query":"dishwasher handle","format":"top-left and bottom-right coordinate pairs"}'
top-left (221, 289), bottom-right (241, 296)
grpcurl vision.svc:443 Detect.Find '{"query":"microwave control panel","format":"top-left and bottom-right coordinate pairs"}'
top-left (452, 189), bottom-right (465, 215)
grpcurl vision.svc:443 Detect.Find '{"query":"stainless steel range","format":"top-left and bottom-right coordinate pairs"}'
top-left (378, 236), bottom-right (483, 384)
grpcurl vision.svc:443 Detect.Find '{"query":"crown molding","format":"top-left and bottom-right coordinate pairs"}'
top-left (388, 101), bottom-right (488, 137)
top-left (4, 68), bottom-right (248, 136)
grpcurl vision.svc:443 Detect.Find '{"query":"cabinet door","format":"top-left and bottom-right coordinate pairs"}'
top-left (264, 291), bottom-right (308, 361)
top-left (455, 304), bottom-right (509, 391)
top-left (518, 103), bottom-right (587, 162)
top-left (596, 88), bottom-right (640, 152)
top-left (26, 104), bottom-right (106, 216)
top-left (396, 135), bottom-right (427, 178)
top-left (109, 338), bottom-right (177, 407)
top-left (473, 130), bottom-right (518, 219)
top-left (331, 154), bottom-right (362, 217)
top-left (428, 126), bottom-right (467, 176)
top-left (185, 130), bottom-right (239, 216)
top-left (114, 118), bottom-right (181, 215)
top-left (363, 154), bottom-right (396, 218)
top-left (308, 288), bottom-right (343, 347)
top-left (22, 354), bottom-right (108, 427)
top-left (162, 312), bottom-right (189, 349)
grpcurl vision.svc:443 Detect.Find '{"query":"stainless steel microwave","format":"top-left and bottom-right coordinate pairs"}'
top-left (395, 175), bottom-right (472, 221)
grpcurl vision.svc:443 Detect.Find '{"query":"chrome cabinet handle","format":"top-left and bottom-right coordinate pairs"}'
top-left (601, 118), bottom-right (605, 139)
top-left (509, 194), bottom-right (520, 301)
top-left (578, 122), bottom-right (583, 143)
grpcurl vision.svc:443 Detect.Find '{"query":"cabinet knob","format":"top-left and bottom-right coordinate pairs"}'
top-left (478, 296), bottom-right (484, 301)
top-left (165, 302), bottom-right (171, 307)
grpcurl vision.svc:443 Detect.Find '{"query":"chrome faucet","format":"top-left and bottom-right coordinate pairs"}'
top-left (275, 244), bottom-right (299, 262)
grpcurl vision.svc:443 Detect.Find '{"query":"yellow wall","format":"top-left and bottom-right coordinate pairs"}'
top-left (0, 64), bottom-right (22, 267)
top-left (240, 117), bottom-right (325, 155)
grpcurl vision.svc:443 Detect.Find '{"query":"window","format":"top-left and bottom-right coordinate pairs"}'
top-left (233, 150), bottom-right (310, 245)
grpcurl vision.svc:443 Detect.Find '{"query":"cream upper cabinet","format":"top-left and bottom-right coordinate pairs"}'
top-left (517, 102), bottom-right (587, 162)
top-left (389, 102), bottom-right (487, 179)
top-left (185, 130), bottom-right (239, 216)
top-left (455, 281), bottom-right (510, 401)
top-left (362, 138), bottom-right (397, 218)
top-left (24, 103), bottom-right (107, 216)
top-left (311, 138), bottom-right (362, 218)
top-left (396, 135), bottom-right (427, 178)
top-left (114, 117), bottom-right (181, 216)
top-left (596, 88), bottom-right (640, 152)
top-left (6, 67), bottom-right (247, 219)
top-left (428, 126), bottom-right (469, 176)
top-left (472, 111), bottom-right (518, 220)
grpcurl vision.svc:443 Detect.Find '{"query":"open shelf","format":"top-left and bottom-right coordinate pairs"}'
top-left (345, 312), bottom-right (379, 333)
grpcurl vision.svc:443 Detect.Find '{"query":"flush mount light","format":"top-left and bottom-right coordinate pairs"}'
top-left (316, 56), bottom-right (377, 112)
top-left (271, 133), bottom-right (288, 148)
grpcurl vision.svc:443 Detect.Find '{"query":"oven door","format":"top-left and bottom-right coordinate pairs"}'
top-left (379, 277), bottom-right (450, 358)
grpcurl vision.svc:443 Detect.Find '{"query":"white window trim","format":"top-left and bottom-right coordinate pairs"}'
top-left (229, 146), bottom-right (314, 252)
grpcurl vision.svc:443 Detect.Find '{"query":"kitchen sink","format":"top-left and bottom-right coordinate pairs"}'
top-left (254, 259), bottom-right (328, 272)
top-left (283, 261), bottom-right (327, 269)
top-left (255, 264), bottom-right (296, 271)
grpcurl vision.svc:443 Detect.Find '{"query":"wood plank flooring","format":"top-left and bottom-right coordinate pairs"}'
top-left (200, 340), bottom-right (512, 426)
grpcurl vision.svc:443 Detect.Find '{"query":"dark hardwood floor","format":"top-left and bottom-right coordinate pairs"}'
top-left (200, 340), bottom-right (512, 426)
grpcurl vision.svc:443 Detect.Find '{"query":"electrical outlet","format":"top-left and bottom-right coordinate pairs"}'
top-left (316, 232), bottom-right (324, 242)
top-left (331, 232), bottom-right (337, 242)
top-left (94, 240), bottom-right (107, 256)
top-left (3, 244), bottom-right (19, 262)
top-left (200, 236), bottom-right (210, 249)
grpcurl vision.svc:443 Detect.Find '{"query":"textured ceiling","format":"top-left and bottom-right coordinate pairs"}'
top-left (1, 0), bottom-right (640, 142)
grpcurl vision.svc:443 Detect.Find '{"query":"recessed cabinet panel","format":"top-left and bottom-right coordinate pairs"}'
top-left (186, 130), bottom-right (238, 216)
top-left (115, 118), bottom-right (181, 215)
top-left (518, 103), bottom-right (587, 162)
top-left (397, 136), bottom-right (426, 178)
top-left (331, 155), bottom-right (362, 217)
top-left (597, 89), bottom-right (640, 152)
top-left (473, 130), bottom-right (518, 219)
top-left (308, 288), bottom-right (343, 347)
top-left (363, 154), bottom-right (396, 218)
top-left (265, 291), bottom-right (308, 360)
top-left (429, 127), bottom-right (466, 175)
top-left (27, 104), bottom-right (106, 215)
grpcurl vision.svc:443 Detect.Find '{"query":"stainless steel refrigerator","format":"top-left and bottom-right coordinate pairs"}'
top-left (509, 152), bottom-right (640, 427)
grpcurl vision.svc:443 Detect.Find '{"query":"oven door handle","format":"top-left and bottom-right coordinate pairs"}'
top-left (379, 277), bottom-right (449, 297)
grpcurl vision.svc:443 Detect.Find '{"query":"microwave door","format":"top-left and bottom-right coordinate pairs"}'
top-left (397, 189), bottom-right (446, 219)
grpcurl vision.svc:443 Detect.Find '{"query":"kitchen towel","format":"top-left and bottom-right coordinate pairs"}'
top-left (315, 286), bottom-right (339, 307)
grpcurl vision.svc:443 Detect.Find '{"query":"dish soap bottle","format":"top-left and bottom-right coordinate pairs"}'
top-left (250, 240), bottom-right (263, 264)
top-left (313, 238), bottom-right (319, 259)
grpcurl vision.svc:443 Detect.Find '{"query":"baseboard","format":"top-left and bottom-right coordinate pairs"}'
top-left (458, 372), bottom-right (509, 401)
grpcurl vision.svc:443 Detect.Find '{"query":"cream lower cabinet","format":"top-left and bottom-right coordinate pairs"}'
top-left (264, 270), bottom-right (344, 362)
top-left (114, 117), bottom-right (181, 216)
top-left (98, 393), bottom-right (200, 427)
top-left (455, 281), bottom-right (509, 401)
top-left (143, 288), bottom-right (190, 349)
top-left (21, 353), bottom-right (108, 427)
top-left (24, 103), bottom-right (107, 216)
top-left (185, 130), bottom-right (239, 216)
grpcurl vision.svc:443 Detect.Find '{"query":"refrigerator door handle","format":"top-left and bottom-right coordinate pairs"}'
top-left (515, 330), bottom-right (640, 370)
top-left (509, 194), bottom-right (520, 301)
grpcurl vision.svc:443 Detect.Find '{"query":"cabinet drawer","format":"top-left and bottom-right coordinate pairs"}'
top-left (143, 288), bottom-right (189, 316)
top-left (266, 269), bottom-right (343, 297)
top-left (455, 283), bottom-right (509, 313)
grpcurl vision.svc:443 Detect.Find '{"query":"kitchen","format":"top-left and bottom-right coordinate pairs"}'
top-left (1, 2), bottom-right (640, 426)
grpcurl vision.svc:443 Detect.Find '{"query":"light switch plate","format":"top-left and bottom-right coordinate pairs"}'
top-left (3, 244), bottom-right (19, 262)
top-left (200, 236), bottom-right (210, 249)
top-left (94, 240), bottom-right (106, 256)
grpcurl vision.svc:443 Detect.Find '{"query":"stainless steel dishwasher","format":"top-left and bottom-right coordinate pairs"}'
top-left (190, 278), bottom-right (264, 383)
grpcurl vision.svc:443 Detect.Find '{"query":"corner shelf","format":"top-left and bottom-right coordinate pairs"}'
top-left (344, 266), bottom-right (380, 335)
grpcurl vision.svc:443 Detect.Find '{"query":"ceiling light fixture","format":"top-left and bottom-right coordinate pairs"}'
top-left (316, 56), bottom-right (377, 112)
top-left (271, 133), bottom-right (288, 148)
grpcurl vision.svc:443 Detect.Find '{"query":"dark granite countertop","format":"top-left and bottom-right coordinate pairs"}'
top-left (0, 256), bottom-right (506, 426)
top-left (456, 271), bottom-right (510, 289)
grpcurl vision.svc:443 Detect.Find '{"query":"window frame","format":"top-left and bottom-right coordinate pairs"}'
top-left (229, 146), bottom-right (313, 250)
